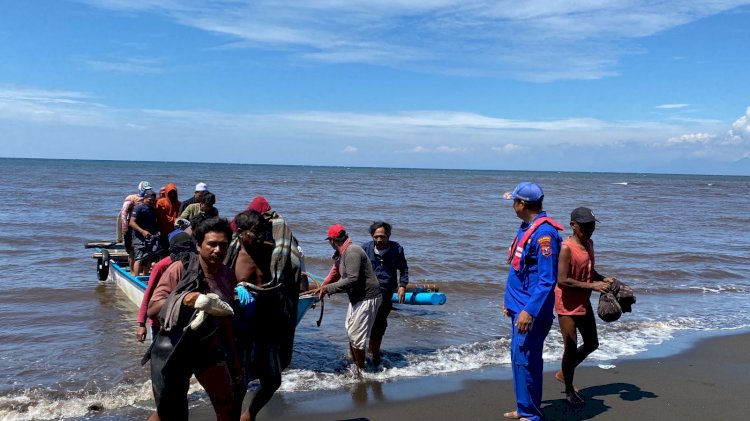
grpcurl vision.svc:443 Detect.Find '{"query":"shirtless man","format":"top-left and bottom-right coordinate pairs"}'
top-left (232, 210), bottom-right (283, 421)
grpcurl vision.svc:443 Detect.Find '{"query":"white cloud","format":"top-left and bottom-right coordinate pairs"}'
top-left (79, 0), bottom-right (750, 81)
top-left (84, 57), bottom-right (164, 74)
top-left (667, 133), bottom-right (716, 144)
top-left (3, 83), bottom-right (748, 171)
top-left (435, 146), bottom-right (469, 153)
top-left (397, 146), bottom-right (429, 153)
top-left (656, 103), bottom-right (690, 109)
top-left (491, 143), bottom-right (523, 154)
top-left (728, 106), bottom-right (750, 144)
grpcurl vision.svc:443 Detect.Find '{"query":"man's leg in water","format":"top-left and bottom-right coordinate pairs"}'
top-left (369, 292), bottom-right (390, 366)
top-left (241, 344), bottom-right (282, 421)
top-left (195, 361), bottom-right (235, 421)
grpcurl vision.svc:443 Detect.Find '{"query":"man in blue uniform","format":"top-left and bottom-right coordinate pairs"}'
top-left (502, 182), bottom-right (564, 421)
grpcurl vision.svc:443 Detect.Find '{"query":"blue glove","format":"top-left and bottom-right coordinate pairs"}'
top-left (235, 284), bottom-right (254, 308)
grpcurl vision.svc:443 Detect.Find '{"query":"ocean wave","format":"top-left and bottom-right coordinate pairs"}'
top-left (0, 382), bottom-right (153, 421)
top-left (2, 318), bottom-right (745, 419)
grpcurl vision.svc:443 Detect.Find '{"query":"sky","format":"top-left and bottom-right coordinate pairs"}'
top-left (1, 1), bottom-right (749, 175)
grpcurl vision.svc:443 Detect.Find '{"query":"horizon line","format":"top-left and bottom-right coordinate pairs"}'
top-left (0, 156), bottom-right (746, 178)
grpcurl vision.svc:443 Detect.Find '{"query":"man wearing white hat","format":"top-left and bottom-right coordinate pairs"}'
top-left (179, 182), bottom-right (208, 214)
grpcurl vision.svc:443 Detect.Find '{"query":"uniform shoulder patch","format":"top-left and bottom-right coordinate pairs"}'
top-left (537, 235), bottom-right (553, 257)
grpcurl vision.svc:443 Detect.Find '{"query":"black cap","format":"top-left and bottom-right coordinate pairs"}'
top-left (571, 207), bottom-right (599, 223)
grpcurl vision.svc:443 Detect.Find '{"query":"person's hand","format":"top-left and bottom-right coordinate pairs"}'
top-left (316, 286), bottom-right (327, 300)
top-left (183, 291), bottom-right (201, 307)
top-left (230, 359), bottom-right (244, 385)
top-left (592, 281), bottom-right (610, 293)
top-left (235, 284), bottom-right (253, 308)
top-left (397, 286), bottom-right (406, 304)
top-left (502, 306), bottom-right (510, 317)
top-left (194, 293), bottom-right (234, 316)
top-left (516, 310), bottom-right (533, 333)
top-left (136, 325), bottom-right (147, 342)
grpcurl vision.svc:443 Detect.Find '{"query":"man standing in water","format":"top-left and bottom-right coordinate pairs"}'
top-left (147, 217), bottom-right (239, 421)
top-left (362, 221), bottom-right (409, 366)
top-left (318, 224), bottom-right (382, 372)
top-left (231, 210), bottom-right (278, 421)
top-left (501, 182), bottom-right (564, 421)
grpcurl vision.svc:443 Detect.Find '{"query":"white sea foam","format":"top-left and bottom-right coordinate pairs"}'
top-left (0, 379), bottom-right (209, 420)
top-left (279, 319), bottom-right (686, 393)
top-left (280, 338), bottom-right (512, 392)
top-left (3, 318), bottom-right (745, 419)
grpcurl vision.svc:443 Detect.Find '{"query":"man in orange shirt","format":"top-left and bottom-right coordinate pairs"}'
top-left (155, 183), bottom-right (180, 252)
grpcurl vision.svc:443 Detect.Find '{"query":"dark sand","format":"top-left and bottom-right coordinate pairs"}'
top-left (193, 331), bottom-right (750, 420)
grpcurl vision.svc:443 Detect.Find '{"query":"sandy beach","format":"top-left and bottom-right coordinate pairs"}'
top-left (193, 330), bottom-right (750, 420)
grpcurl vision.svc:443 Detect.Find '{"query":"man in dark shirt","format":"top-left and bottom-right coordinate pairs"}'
top-left (178, 182), bottom-right (208, 214)
top-left (362, 221), bottom-right (409, 366)
top-left (129, 189), bottom-right (159, 275)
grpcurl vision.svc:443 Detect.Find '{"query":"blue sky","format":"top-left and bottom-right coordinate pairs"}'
top-left (1, 1), bottom-right (749, 175)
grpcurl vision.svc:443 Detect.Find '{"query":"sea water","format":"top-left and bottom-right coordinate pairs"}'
top-left (0, 158), bottom-right (748, 419)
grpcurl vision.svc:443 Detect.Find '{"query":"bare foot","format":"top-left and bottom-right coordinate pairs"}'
top-left (566, 390), bottom-right (585, 405)
top-left (554, 370), bottom-right (565, 384)
top-left (555, 370), bottom-right (581, 392)
top-left (503, 410), bottom-right (520, 419)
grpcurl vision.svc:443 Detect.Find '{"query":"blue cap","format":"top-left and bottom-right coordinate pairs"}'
top-left (168, 229), bottom-right (185, 242)
top-left (502, 182), bottom-right (544, 203)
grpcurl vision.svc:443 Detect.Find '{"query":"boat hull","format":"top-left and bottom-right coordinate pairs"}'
top-left (105, 260), bottom-right (317, 325)
top-left (108, 261), bottom-right (148, 307)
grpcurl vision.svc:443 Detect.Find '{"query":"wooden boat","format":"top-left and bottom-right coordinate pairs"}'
top-left (87, 241), bottom-right (319, 325)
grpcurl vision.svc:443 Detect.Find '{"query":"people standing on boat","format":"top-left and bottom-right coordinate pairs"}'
top-left (554, 207), bottom-right (614, 404)
top-left (136, 231), bottom-right (195, 342)
top-left (178, 181), bottom-right (207, 214)
top-left (180, 191), bottom-right (218, 224)
top-left (317, 224), bottom-right (382, 373)
top-left (130, 189), bottom-right (160, 276)
top-left (155, 183), bottom-right (180, 254)
top-left (120, 180), bottom-right (151, 269)
top-left (146, 217), bottom-right (240, 421)
top-left (501, 182), bottom-right (563, 421)
top-left (362, 221), bottom-right (409, 367)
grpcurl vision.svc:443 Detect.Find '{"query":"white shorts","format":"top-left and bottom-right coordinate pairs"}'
top-left (344, 296), bottom-right (382, 350)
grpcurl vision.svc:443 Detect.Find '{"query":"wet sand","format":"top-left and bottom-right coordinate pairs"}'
top-left (193, 331), bottom-right (750, 420)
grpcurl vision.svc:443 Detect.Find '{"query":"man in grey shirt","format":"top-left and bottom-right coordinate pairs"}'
top-left (318, 224), bottom-right (382, 372)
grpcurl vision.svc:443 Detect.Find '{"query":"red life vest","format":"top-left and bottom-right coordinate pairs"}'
top-left (507, 216), bottom-right (565, 271)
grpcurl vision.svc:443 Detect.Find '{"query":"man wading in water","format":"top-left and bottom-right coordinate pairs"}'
top-left (317, 224), bottom-right (382, 373)
top-left (146, 217), bottom-right (239, 421)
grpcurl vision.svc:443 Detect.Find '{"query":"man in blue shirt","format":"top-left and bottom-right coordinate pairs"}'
top-left (130, 189), bottom-right (160, 276)
top-left (362, 221), bottom-right (409, 366)
top-left (501, 182), bottom-right (564, 421)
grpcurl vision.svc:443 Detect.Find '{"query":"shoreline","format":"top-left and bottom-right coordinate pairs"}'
top-left (192, 329), bottom-right (750, 420)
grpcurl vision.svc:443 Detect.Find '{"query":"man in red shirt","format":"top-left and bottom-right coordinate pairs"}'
top-left (147, 217), bottom-right (239, 421)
